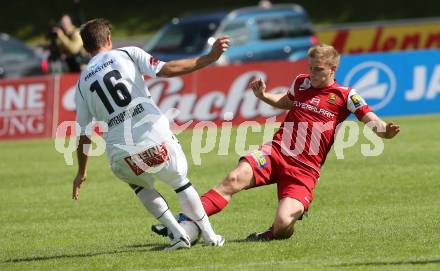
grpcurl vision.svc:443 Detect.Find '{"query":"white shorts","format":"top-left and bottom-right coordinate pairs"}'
top-left (111, 136), bottom-right (188, 190)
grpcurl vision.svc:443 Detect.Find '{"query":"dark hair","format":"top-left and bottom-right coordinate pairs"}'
top-left (80, 18), bottom-right (112, 53)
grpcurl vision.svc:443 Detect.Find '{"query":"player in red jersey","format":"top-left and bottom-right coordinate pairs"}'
top-left (153, 44), bottom-right (401, 241)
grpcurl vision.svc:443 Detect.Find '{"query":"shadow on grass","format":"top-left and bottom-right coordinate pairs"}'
top-left (2, 243), bottom-right (166, 264)
top-left (330, 258), bottom-right (440, 267)
top-left (230, 237), bottom-right (284, 243)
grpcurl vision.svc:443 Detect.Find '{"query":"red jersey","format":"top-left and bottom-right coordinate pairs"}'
top-left (272, 74), bottom-right (372, 174)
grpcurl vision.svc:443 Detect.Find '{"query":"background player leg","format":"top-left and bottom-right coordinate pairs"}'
top-left (272, 197), bottom-right (304, 238)
top-left (151, 160), bottom-right (255, 239)
top-left (201, 161), bottom-right (256, 216)
top-left (247, 197), bottom-right (304, 241)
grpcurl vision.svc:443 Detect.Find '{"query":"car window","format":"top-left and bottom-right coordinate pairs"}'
top-left (148, 20), bottom-right (220, 54)
top-left (256, 15), bottom-right (312, 40)
top-left (152, 25), bottom-right (184, 51)
top-left (285, 16), bottom-right (313, 37)
top-left (256, 17), bottom-right (285, 40)
top-left (0, 38), bottom-right (35, 63)
top-left (221, 21), bottom-right (250, 46)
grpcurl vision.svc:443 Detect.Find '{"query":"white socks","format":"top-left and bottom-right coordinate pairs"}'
top-left (136, 188), bottom-right (187, 239)
top-left (133, 180), bottom-right (219, 243)
top-left (136, 188), bottom-right (168, 218)
top-left (175, 183), bottom-right (218, 242)
top-left (158, 210), bottom-right (187, 240)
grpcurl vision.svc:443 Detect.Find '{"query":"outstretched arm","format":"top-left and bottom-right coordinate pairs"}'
top-left (157, 36), bottom-right (230, 77)
top-left (249, 78), bottom-right (293, 110)
top-left (72, 135), bottom-right (91, 200)
top-left (361, 112), bottom-right (400, 139)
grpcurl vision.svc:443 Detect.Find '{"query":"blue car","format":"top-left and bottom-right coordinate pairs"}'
top-left (145, 4), bottom-right (317, 64)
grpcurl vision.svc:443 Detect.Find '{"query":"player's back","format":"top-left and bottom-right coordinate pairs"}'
top-left (76, 47), bottom-right (172, 162)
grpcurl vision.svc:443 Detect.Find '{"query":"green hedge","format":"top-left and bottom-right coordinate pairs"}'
top-left (2, 0), bottom-right (439, 41)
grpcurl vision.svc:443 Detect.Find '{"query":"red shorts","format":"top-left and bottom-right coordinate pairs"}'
top-left (240, 144), bottom-right (320, 210)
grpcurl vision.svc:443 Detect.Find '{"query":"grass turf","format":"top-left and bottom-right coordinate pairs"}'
top-left (0, 115), bottom-right (439, 271)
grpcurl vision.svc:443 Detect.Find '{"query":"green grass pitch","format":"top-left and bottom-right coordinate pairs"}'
top-left (1, 115), bottom-right (439, 271)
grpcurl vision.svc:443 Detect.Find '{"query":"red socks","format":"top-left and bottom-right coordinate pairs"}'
top-left (200, 189), bottom-right (228, 216)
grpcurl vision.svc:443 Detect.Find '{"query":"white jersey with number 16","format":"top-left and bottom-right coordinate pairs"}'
top-left (75, 46), bottom-right (172, 163)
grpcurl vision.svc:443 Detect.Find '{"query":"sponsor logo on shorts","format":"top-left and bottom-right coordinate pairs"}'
top-left (251, 150), bottom-right (268, 169)
top-left (124, 144), bottom-right (169, 175)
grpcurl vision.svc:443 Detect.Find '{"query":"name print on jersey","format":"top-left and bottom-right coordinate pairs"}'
top-left (84, 59), bottom-right (114, 81)
top-left (292, 101), bottom-right (336, 119)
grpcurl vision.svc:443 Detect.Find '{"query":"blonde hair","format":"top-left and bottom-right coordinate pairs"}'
top-left (307, 44), bottom-right (340, 67)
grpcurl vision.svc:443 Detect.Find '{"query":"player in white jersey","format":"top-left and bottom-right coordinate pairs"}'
top-left (72, 18), bottom-right (230, 250)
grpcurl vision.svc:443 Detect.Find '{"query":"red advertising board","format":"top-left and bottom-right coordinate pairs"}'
top-left (56, 73), bottom-right (80, 127)
top-left (0, 76), bottom-right (54, 140)
top-left (316, 19), bottom-right (440, 54)
top-left (57, 60), bottom-right (308, 125)
top-left (146, 60), bottom-right (308, 126)
top-left (1, 60), bottom-right (308, 140)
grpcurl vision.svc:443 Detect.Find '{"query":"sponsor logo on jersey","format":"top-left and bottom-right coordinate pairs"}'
top-left (343, 61), bottom-right (396, 110)
top-left (88, 64), bottom-right (98, 71)
top-left (327, 93), bottom-right (337, 104)
top-left (292, 100), bottom-right (335, 118)
top-left (84, 59), bottom-right (114, 81)
top-left (310, 98), bottom-right (320, 106)
top-left (149, 57), bottom-right (160, 68)
top-left (350, 94), bottom-right (362, 108)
